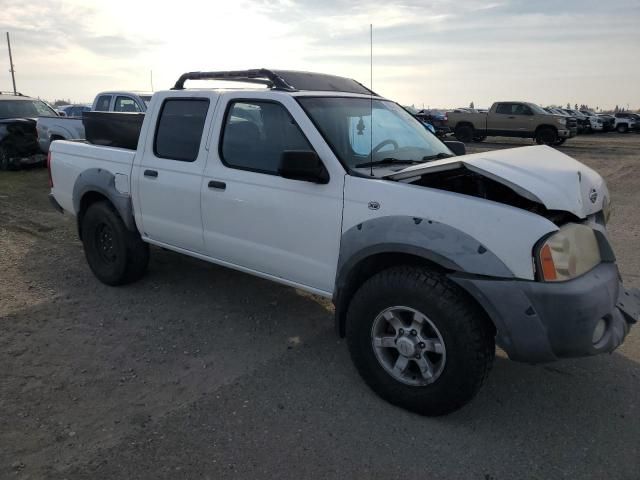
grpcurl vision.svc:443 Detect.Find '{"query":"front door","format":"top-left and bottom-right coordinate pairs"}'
top-left (201, 95), bottom-right (344, 294)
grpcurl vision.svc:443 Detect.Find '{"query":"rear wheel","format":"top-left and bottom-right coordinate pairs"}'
top-left (81, 201), bottom-right (149, 286)
top-left (454, 125), bottom-right (474, 143)
top-left (616, 124), bottom-right (629, 133)
top-left (346, 266), bottom-right (495, 416)
top-left (472, 135), bottom-right (486, 142)
top-left (535, 127), bottom-right (558, 145)
top-left (553, 138), bottom-right (567, 146)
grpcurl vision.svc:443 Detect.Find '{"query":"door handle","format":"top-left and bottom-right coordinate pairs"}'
top-left (208, 180), bottom-right (226, 190)
top-left (144, 169), bottom-right (158, 178)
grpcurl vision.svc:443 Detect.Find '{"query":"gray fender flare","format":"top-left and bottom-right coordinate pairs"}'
top-left (72, 168), bottom-right (136, 236)
top-left (333, 215), bottom-right (514, 336)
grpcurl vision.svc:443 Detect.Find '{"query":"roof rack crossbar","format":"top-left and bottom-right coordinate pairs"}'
top-left (0, 91), bottom-right (24, 96)
top-left (172, 69), bottom-right (295, 91)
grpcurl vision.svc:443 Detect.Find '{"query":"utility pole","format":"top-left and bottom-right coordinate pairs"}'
top-left (6, 32), bottom-right (17, 95)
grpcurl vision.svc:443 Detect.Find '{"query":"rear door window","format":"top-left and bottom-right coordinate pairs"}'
top-left (154, 98), bottom-right (210, 162)
top-left (495, 103), bottom-right (513, 114)
top-left (95, 95), bottom-right (111, 111)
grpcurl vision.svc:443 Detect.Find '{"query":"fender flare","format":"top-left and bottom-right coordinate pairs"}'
top-left (333, 216), bottom-right (514, 336)
top-left (72, 168), bottom-right (136, 236)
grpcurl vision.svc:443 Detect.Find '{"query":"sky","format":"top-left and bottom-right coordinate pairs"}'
top-left (0, 0), bottom-right (638, 109)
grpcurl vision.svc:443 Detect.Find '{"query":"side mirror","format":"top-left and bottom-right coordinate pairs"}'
top-left (278, 151), bottom-right (329, 184)
top-left (444, 141), bottom-right (466, 156)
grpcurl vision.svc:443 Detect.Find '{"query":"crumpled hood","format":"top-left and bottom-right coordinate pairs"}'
top-left (385, 145), bottom-right (607, 219)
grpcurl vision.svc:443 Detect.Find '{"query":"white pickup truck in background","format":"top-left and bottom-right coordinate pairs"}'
top-left (36, 91), bottom-right (152, 153)
top-left (47, 69), bottom-right (639, 416)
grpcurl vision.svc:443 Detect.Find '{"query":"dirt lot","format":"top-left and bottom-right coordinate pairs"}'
top-left (1, 133), bottom-right (639, 479)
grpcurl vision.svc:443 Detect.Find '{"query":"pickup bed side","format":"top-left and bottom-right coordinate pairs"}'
top-left (36, 116), bottom-right (84, 153)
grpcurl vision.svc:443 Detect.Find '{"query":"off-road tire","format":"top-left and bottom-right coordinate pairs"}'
top-left (81, 201), bottom-right (149, 286)
top-left (454, 125), bottom-right (474, 143)
top-left (535, 127), bottom-right (558, 145)
top-left (346, 266), bottom-right (495, 416)
top-left (616, 124), bottom-right (628, 133)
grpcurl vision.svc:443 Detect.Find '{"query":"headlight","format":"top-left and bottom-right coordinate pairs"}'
top-left (537, 223), bottom-right (601, 281)
top-left (556, 118), bottom-right (567, 125)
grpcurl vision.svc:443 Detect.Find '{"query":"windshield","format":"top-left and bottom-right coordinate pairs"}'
top-left (297, 97), bottom-right (452, 171)
top-left (0, 99), bottom-right (57, 118)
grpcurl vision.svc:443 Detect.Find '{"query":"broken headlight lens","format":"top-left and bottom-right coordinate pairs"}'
top-left (538, 223), bottom-right (601, 282)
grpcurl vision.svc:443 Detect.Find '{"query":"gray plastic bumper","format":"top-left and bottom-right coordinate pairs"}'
top-left (450, 263), bottom-right (638, 363)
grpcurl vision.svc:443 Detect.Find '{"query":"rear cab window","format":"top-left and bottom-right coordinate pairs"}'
top-left (154, 98), bottom-right (210, 161)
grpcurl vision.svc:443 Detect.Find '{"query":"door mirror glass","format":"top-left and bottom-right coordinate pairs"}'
top-left (278, 151), bottom-right (329, 184)
top-left (444, 141), bottom-right (466, 156)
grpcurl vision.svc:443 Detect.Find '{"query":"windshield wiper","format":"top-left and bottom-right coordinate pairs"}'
top-left (421, 152), bottom-right (454, 161)
top-left (355, 158), bottom-right (422, 168)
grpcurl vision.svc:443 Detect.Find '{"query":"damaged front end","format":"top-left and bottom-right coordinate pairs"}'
top-left (0, 118), bottom-right (45, 169)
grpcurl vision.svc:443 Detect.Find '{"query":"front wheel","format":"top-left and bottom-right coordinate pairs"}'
top-left (616, 124), bottom-right (628, 133)
top-left (81, 201), bottom-right (149, 286)
top-left (535, 127), bottom-right (558, 145)
top-left (346, 266), bottom-right (495, 416)
top-left (0, 146), bottom-right (12, 171)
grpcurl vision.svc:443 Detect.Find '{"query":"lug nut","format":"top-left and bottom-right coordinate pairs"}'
top-left (398, 328), bottom-right (404, 335)
top-left (410, 329), bottom-right (417, 336)
top-left (415, 353), bottom-right (421, 359)
top-left (419, 342), bottom-right (425, 349)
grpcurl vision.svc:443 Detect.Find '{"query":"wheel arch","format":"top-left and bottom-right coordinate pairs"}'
top-left (333, 216), bottom-right (513, 337)
top-left (73, 168), bottom-right (137, 239)
top-left (535, 124), bottom-right (558, 134)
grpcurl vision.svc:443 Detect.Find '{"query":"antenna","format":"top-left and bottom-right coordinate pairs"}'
top-left (369, 23), bottom-right (374, 177)
top-left (6, 32), bottom-right (17, 95)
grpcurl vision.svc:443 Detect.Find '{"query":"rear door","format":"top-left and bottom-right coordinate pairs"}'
top-left (135, 94), bottom-right (218, 253)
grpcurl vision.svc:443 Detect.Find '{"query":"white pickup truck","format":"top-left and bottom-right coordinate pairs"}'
top-left (36, 91), bottom-right (152, 153)
top-left (48, 69), bottom-right (639, 416)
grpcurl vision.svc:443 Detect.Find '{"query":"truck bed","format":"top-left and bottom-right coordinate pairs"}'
top-left (49, 140), bottom-right (135, 215)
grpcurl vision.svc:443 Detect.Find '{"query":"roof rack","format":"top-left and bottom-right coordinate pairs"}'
top-left (173, 69), bottom-right (378, 96)
top-left (0, 91), bottom-right (25, 96)
top-left (173, 69), bottom-right (295, 91)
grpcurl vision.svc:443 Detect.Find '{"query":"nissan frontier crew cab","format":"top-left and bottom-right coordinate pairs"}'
top-left (448, 101), bottom-right (577, 146)
top-left (48, 69), bottom-right (639, 416)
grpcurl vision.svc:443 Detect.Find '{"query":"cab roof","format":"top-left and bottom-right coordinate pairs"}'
top-left (172, 69), bottom-right (378, 97)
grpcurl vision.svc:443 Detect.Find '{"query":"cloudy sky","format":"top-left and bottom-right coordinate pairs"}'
top-left (0, 0), bottom-right (638, 109)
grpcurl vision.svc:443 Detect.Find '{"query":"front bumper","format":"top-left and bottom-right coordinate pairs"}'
top-left (450, 262), bottom-right (639, 363)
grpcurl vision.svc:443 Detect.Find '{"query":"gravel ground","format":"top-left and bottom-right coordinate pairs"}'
top-left (1, 133), bottom-right (639, 479)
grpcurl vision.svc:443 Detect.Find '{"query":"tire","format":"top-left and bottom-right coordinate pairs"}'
top-left (346, 266), bottom-right (495, 416)
top-left (553, 138), bottom-right (566, 146)
top-left (535, 127), bottom-right (558, 145)
top-left (472, 135), bottom-right (486, 142)
top-left (0, 146), bottom-right (12, 171)
top-left (454, 125), bottom-right (474, 143)
top-left (81, 201), bottom-right (149, 286)
top-left (616, 124), bottom-right (628, 133)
